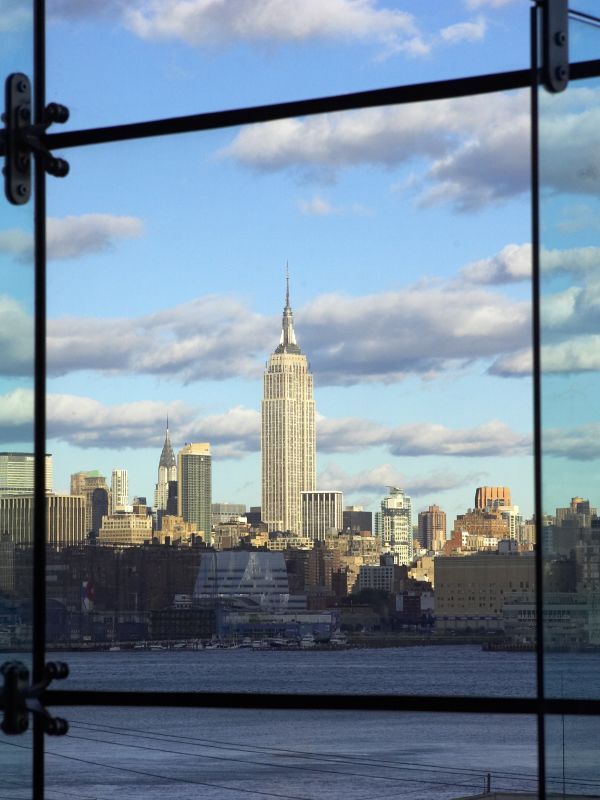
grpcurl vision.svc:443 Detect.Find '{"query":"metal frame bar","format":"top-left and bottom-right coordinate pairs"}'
top-left (32, 0), bottom-right (46, 796)
top-left (16, 2), bottom-right (600, 797)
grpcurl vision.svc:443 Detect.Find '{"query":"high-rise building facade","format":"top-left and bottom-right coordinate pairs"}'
top-left (0, 494), bottom-right (85, 547)
top-left (261, 278), bottom-right (316, 534)
top-left (70, 470), bottom-right (108, 533)
top-left (301, 490), bottom-right (343, 541)
top-left (0, 452), bottom-right (53, 495)
top-left (111, 468), bottom-right (129, 512)
top-left (474, 486), bottom-right (511, 510)
top-left (418, 504), bottom-right (446, 551)
top-left (154, 423), bottom-right (177, 510)
top-left (177, 443), bottom-right (212, 537)
top-left (375, 487), bottom-right (413, 566)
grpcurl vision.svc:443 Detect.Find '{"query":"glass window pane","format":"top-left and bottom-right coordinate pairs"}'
top-left (0, 1), bottom-right (35, 796)
top-left (46, 0), bottom-right (531, 129)
top-left (46, 87), bottom-right (534, 696)
top-left (539, 16), bottom-right (600, 695)
top-left (46, 707), bottom-right (538, 800)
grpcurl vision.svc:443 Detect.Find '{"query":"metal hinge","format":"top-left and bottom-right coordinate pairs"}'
top-left (3, 73), bottom-right (70, 205)
top-left (1, 660), bottom-right (69, 736)
top-left (541, 0), bottom-right (569, 93)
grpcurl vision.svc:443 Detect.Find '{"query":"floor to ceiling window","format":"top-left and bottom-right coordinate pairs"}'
top-left (1, 2), bottom-right (600, 798)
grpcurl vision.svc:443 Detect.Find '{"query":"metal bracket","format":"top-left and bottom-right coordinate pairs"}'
top-left (3, 73), bottom-right (70, 205)
top-left (1, 660), bottom-right (69, 736)
top-left (542, 0), bottom-right (569, 93)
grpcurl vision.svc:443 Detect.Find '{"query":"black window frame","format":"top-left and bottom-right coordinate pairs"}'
top-left (2, 1), bottom-right (600, 798)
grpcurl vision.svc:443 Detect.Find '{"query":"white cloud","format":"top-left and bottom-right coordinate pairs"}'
top-left (0, 229), bottom-right (34, 262)
top-left (0, 215), bottom-right (143, 264)
top-left (318, 462), bottom-right (482, 497)
top-left (0, 388), bottom-right (34, 442)
top-left (47, 214), bottom-right (143, 260)
top-left (440, 17), bottom-right (485, 44)
top-left (0, 296), bottom-right (33, 376)
top-left (462, 244), bottom-right (600, 285)
top-left (223, 92), bottom-right (530, 210)
top-left (124, 0), bottom-right (419, 53)
top-left (318, 416), bottom-right (530, 457)
top-left (47, 282), bottom-right (530, 385)
top-left (489, 335), bottom-right (600, 377)
top-left (544, 423), bottom-right (600, 462)
top-left (462, 243), bottom-right (531, 284)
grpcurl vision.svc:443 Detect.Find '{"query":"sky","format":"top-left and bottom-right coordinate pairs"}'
top-left (1, 0), bottom-right (599, 523)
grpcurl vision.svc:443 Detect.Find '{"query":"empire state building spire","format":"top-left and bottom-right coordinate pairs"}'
top-left (262, 266), bottom-right (316, 534)
top-left (276, 267), bottom-right (301, 355)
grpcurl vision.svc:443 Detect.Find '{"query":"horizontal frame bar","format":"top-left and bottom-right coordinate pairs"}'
top-left (43, 690), bottom-right (600, 716)
top-left (0, 59), bottom-right (596, 158)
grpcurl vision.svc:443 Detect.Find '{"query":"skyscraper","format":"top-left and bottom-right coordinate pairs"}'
top-left (177, 443), bottom-right (212, 538)
top-left (418, 504), bottom-right (446, 551)
top-left (261, 275), bottom-right (316, 534)
top-left (375, 487), bottom-right (413, 566)
top-left (111, 468), bottom-right (129, 512)
top-left (154, 421), bottom-right (177, 510)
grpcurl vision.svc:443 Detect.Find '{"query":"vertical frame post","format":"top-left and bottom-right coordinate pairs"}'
top-left (542, 0), bottom-right (569, 92)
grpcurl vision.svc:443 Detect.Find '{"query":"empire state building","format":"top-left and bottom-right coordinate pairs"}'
top-left (261, 277), bottom-right (316, 534)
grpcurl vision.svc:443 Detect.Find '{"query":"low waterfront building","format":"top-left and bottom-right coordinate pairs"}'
top-left (435, 551), bottom-right (535, 632)
top-left (193, 551), bottom-right (290, 609)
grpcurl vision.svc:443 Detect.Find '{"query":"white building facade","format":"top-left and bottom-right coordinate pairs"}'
top-left (261, 277), bottom-right (316, 535)
top-left (375, 487), bottom-right (414, 566)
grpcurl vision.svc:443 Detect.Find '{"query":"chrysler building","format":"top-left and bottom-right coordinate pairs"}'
top-left (154, 420), bottom-right (177, 510)
top-left (261, 275), bottom-right (316, 534)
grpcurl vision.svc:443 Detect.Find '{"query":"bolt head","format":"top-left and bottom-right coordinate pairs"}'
top-left (16, 183), bottom-right (28, 197)
top-left (554, 31), bottom-right (566, 46)
top-left (556, 66), bottom-right (567, 81)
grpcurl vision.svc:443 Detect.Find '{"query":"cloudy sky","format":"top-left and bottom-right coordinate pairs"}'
top-left (1, 1), bottom-right (599, 521)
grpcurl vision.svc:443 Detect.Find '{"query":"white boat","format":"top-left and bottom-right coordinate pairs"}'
top-left (300, 633), bottom-right (316, 649)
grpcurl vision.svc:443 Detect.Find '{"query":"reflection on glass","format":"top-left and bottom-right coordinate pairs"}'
top-left (0, 1), bottom-right (35, 796)
top-left (546, 716), bottom-right (600, 797)
top-left (539, 17), bottom-right (600, 694)
top-left (46, 84), bottom-right (534, 693)
top-left (44, 707), bottom-right (537, 800)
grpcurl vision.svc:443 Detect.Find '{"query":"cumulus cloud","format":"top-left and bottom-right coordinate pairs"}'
top-left (123, 0), bottom-right (421, 54)
top-left (544, 423), bottom-right (600, 462)
top-left (0, 215), bottom-right (143, 264)
top-left (318, 416), bottom-right (530, 456)
top-left (0, 388), bottom-right (34, 442)
top-left (0, 296), bottom-right (33, 376)
top-left (318, 462), bottom-right (483, 497)
top-left (47, 215), bottom-right (143, 260)
top-left (222, 92), bottom-right (530, 210)
top-left (462, 244), bottom-right (531, 284)
top-left (47, 282), bottom-right (530, 385)
top-left (0, 0), bottom-right (31, 31)
top-left (489, 335), bottom-right (600, 377)
top-left (462, 244), bottom-right (600, 285)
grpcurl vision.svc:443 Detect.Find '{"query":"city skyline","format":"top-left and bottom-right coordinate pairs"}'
top-left (1, 1), bottom-right (598, 520)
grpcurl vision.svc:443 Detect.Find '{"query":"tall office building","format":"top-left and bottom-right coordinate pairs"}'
top-left (418, 504), bottom-right (446, 551)
top-left (111, 468), bottom-right (129, 512)
top-left (70, 470), bottom-right (109, 533)
top-left (375, 487), bottom-right (413, 566)
top-left (261, 276), bottom-right (316, 534)
top-left (177, 443), bottom-right (212, 537)
top-left (301, 491), bottom-right (343, 541)
top-left (0, 452), bottom-right (53, 495)
top-left (154, 421), bottom-right (177, 510)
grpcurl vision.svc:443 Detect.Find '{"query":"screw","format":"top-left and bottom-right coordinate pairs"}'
top-left (19, 106), bottom-right (31, 123)
top-left (16, 79), bottom-right (28, 93)
top-left (16, 183), bottom-right (28, 197)
top-left (555, 66), bottom-right (568, 81)
top-left (554, 31), bottom-right (566, 46)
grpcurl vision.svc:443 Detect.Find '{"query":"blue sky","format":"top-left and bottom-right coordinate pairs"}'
top-left (1, 0), bottom-right (599, 522)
